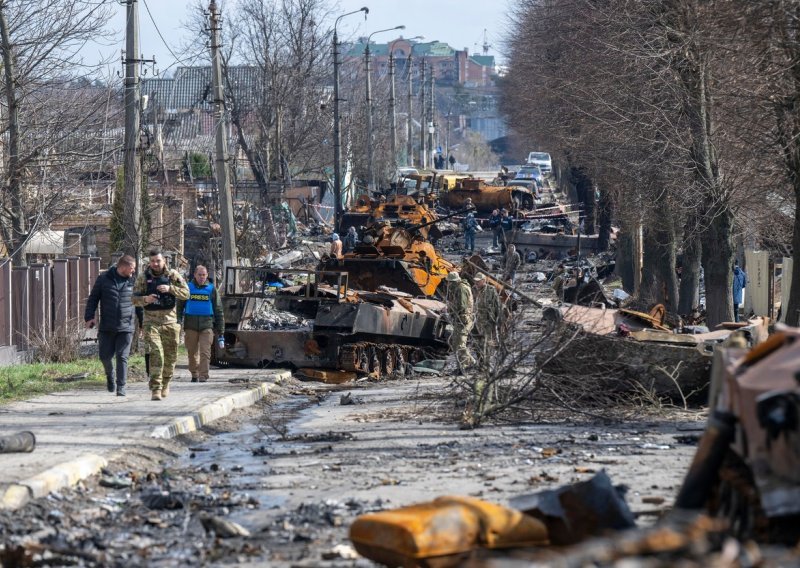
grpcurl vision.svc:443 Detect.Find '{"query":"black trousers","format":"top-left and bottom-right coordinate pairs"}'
top-left (98, 331), bottom-right (133, 387)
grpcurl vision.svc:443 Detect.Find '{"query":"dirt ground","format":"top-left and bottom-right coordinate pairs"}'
top-left (0, 375), bottom-right (714, 567)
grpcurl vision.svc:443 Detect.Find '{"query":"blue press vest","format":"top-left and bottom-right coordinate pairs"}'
top-left (185, 281), bottom-right (214, 316)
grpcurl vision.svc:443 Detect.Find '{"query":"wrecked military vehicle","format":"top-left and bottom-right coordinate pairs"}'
top-left (215, 267), bottom-right (448, 375)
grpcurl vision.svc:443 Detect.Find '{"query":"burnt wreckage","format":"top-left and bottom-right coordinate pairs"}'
top-left (215, 267), bottom-right (448, 374)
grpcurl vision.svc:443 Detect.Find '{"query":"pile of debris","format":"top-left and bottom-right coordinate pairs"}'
top-left (240, 298), bottom-right (310, 331)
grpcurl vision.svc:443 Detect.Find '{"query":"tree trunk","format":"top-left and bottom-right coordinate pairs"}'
top-left (597, 187), bottom-right (612, 252)
top-left (640, 216), bottom-right (679, 312)
top-left (701, 204), bottom-right (734, 326)
top-left (678, 224), bottom-right (701, 316)
top-left (0, 5), bottom-right (27, 266)
top-left (616, 227), bottom-right (636, 293)
top-left (785, 195), bottom-right (800, 325)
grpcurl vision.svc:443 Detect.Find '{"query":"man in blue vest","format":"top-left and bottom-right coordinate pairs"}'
top-left (177, 265), bottom-right (224, 383)
top-left (85, 255), bottom-right (137, 396)
top-left (732, 262), bottom-right (747, 322)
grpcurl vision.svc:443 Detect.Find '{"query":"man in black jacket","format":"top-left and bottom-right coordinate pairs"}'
top-left (85, 255), bottom-right (137, 396)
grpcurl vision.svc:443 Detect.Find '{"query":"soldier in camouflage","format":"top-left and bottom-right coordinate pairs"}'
top-left (472, 272), bottom-right (502, 363)
top-left (132, 250), bottom-right (190, 401)
top-left (445, 271), bottom-right (475, 371)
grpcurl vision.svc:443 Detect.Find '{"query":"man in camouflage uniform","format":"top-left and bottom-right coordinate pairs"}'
top-left (132, 250), bottom-right (190, 401)
top-left (551, 264), bottom-right (566, 302)
top-left (472, 272), bottom-right (502, 363)
top-left (445, 271), bottom-right (475, 371)
top-left (503, 244), bottom-right (522, 286)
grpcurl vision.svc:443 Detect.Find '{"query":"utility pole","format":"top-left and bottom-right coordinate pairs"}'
top-left (209, 0), bottom-right (238, 271)
top-left (406, 54), bottom-right (413, 167)
top-left (122, 0), bottom-right (142, 259)
top-left (365, 26), bottom-right (403, 192)
top-left (365, 42), bottom-right (375, 192)
top-left (419, 61), bottom-right (426, 168)
top-left (428, 70), bottom-right (435, 168)
top-left (388, 50), bottom-right (397, 174)
top-left (333, 7), bottom-right (369, 228)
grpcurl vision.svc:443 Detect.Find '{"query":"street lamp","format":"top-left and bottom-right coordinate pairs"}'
top-left (333, 6), bottom-right (368, 230)
top-left (365, 25), bottom-right (404, 193)
top-left (389, 35), bottom-right (422, 171)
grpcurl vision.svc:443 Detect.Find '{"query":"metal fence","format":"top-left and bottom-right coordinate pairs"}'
top-left (0, 256), bottom-right (101, 363)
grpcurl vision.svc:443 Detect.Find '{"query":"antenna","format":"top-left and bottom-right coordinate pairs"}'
top-left (482, 28), bottom-right (491, 55)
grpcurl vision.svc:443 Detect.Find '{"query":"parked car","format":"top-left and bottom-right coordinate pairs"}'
top-left (514, 165), bottom-right (544, 185)
top-left (526, 152), bottom-right (552, 175)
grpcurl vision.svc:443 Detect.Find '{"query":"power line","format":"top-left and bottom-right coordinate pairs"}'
top-left (141, 0), bottom-right (195, 71)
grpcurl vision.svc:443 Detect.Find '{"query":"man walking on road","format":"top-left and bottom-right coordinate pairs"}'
top-left (177, 265), bottom-right (224, 383)
top-left (84, 255), bottom-right (137, 396)
top-left (133, 250), bottom-right (190, 401)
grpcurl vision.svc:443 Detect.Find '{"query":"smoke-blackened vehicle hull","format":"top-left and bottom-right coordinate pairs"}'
top-left (216, 267), bottom-right (448, 374)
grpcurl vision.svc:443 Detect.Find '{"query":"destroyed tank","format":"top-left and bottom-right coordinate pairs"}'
top-left (321, 214), bottom-right (465, 299)
top-left (439, 177), bottom-right (536, 213)
top-left (338, 194), bottom-right (443, 241)
top-left (676, 327), bottom-right (800, 543)
top-left (216, 267), bottom-right (448, 375)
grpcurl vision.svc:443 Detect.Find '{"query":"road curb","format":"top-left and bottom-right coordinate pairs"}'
top-left (0, 454), bottom-right (107, 511)
top-left (0, 370), bottom-right (290, 511)
top-left (150, 371), bottom-right (290, 439)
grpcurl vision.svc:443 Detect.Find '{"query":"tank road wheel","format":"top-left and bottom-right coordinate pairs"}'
top-left (394, 347), bottom-right (407, 377)
top-left (356, 345), bottom-right (370, 373)
top-left (368, 346), bottom-right (382, 376)
top-left (383, 348), bottom-right (396, 377)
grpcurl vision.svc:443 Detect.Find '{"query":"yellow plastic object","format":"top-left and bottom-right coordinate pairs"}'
top-left (349, 495), bottom-right (549, 566)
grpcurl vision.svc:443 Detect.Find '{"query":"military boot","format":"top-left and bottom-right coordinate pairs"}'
top-left (161, 385), bottom-right (170, 398)
top-left (151, 390), bottom-right (162, 401)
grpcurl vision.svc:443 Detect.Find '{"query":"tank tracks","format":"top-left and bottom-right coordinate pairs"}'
top-left (339, 342), bottom-right (439, 376)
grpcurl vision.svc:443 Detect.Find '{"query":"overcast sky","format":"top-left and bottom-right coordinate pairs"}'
top-left (98, 0), bottom-right (513, 77)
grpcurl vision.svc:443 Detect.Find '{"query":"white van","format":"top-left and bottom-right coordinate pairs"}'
top-left (526, 152), bottom-right (552, 175)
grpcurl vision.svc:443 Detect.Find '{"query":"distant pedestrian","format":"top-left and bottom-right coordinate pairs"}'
top-left (84, 255), bottom-right (137, 397)
top-left (551, 264), bottom-right (566, 301)
top-left (448, 155), bottom-right (456, 170)
top-left (488, 209), bottom-right (501, 248)
top-left (343, 226), bottom-right (358, 253)
top-left (503, 244), bottom-right (522, 285)
top-left (133, 250), bottom-right (190, 401)
top-left (499, 209), bottom-right (513, 253)
top-left (329, 233), bottom-right (343, 258)
top-left (463, 212), bottom-right (478, 253)
top-left (732, 262), bottom-right (747, 322)
top-left (177, 265), bottom-right (224, 384)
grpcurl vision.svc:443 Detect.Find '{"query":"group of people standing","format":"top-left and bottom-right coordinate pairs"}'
top-left (84, 250), bottom-right (224, 401)
top-left (444, 269), bottom-right (511, 373)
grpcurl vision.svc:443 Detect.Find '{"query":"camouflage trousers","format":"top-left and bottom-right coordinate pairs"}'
top-left (144, 322), bottom-right (181, 392)
top-left (449, 321), bottom-right (475, 369)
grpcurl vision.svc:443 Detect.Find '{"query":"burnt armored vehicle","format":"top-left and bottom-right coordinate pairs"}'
top-left (676, 327), bottom-right (800, 543)
top-left (320, 209), bottom-right (474, 299)
top-left (216, 267), bottom-right (448, 374)
top-left (338, 194), bottom-right (443, 241)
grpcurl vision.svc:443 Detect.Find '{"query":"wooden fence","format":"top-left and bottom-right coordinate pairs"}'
top-left (0, 256), bottom-right (101, 363)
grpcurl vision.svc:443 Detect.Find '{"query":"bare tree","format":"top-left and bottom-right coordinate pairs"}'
top-left (502, 0), bottom-right (783, 326)
top-left (230, 0), bottom-right (334, 186)
top-left (0, 0), bottom-right (114, 265)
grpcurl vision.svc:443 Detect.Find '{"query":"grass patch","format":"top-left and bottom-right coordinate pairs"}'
top-left (0, 354), bottom-right (147, 405)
